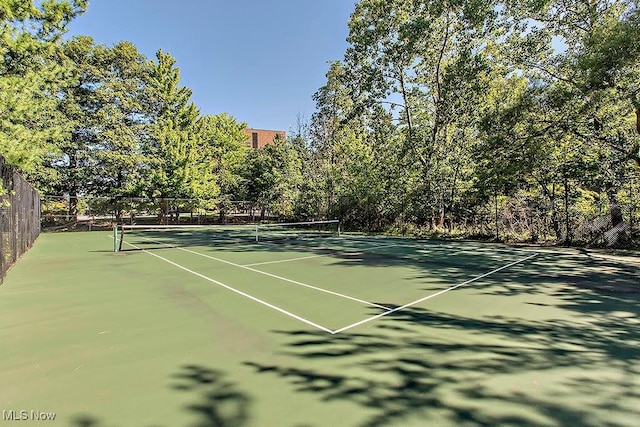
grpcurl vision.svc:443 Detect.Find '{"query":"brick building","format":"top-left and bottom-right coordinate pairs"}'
top-left (243, 128), bottom-right (286, 149)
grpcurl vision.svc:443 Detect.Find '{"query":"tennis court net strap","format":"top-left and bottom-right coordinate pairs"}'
top-left (114, 220), bottom-right (341, 252)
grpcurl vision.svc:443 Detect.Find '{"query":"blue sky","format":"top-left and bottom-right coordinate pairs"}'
top-left (65, 1), bottom-right (356, 133)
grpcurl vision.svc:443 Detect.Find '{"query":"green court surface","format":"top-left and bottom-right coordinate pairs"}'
top-left (1, 230), bottom-right (639, 426)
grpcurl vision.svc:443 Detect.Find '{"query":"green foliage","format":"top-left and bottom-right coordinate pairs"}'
top-left (3, 0), bottom-right (638, 247)
top-left (1, 1), bottom-right (249, 220)
top-left (302, 0), bottom-right (639, 245)
top-left (142, 50), bottom-right (203, 203)
top-left (196, 113), bottom-right (249, 198)
top-left (54, 37), bottom-right (149, 216)
top-left (0, 0), bottom-right (86, 184)
top-left (239, 136), bottom-right (303, 220)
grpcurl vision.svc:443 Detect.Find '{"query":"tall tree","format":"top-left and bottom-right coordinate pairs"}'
top-left (196, 113), bottom-right (249, 210)
top-left (240, 136), bottom-right (303, 220)
top-left (142, 50), bottom-right (199, 222)
top-left (503, 0), bottom-right (640, 241)
top-left (311, 60), bottom-right (405, 229)
top-left (57, 37), bottom-right (148, 219)
top-left (89, 41), bottom-right (148, 207)
top-left (142, 50), bottom-right (232, 222)
top-left (0, 0), bottom-right (87, 192)
top-left (344, 0), bottom-right (498, 227)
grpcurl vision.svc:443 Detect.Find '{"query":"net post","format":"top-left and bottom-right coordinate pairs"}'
top-left (113, 225), bottom-right (118, 252)
top-left (338, 221), bottom-right (341, 237)
top-left (255, 224), bottom-right (259, 242)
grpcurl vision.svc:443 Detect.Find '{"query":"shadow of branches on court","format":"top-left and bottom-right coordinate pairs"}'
top-left (169, 364), bottom-right (252, 427)
top-left (121, 232), bottom-right (638, 296)
top-left (243, 253), bottom-right (640, 426)
top-left (110, 232), bottom-right (639, 425)
top-left (480, 250), bottom-right (640, 295)
top-left (69, 365), bottom-right (252, 427)
top-left (70, 414), bottom-right (165, 427)
top-left (69, 415), bottom-right (104, 427)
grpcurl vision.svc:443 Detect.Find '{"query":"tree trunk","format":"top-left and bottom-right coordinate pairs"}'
top-left (604, 189), bottom-right (626, 246)
top-left (609, 198), bottom-right (624, 227)
top-left (633, 107), bottom-right (640, 169)
top-left (564, 175), bottom-right (571, 245)
top-left (159, 196), bottom-right (169, 225)
top-left (548, 182), bottom-right (561, 241)
top-left (68, 150), bottom-right (78, 222)
top-left (494, 189), bottom-right (499, 241)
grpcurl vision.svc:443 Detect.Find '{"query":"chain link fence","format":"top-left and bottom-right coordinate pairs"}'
top-left (483, 198), bottom-right (639, 247)
top-left (40, 196), bottom-right (278, 229)
top-left (385, 175), bottom-right (639, 249)
top-left (1, 155), bottom-right (41, 283)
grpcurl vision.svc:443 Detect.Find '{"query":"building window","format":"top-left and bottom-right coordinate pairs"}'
top-left (252, 132), bottom-right (258, 149)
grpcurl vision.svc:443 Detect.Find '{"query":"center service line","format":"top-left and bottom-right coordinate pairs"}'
top-left (332, 252), bottom-right (540, 335)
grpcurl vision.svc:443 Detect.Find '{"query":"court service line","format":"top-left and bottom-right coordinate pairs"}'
top-left (138, 237), bottom-right (393, 311)
top-left (242, 242), bottom-right (403, 267)
top-left (242, 253), bottom-right (327, 267)
top-left (121, 240), bottom-right (334, 334)
top-left (331, 252), bottom-right (540, 335)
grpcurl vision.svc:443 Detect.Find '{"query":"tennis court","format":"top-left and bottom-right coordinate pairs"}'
top-left (1, 224), bottom-right (639, 426)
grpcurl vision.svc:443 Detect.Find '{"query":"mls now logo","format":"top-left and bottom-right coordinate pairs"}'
top-left (3, 410), bottom-right (56, 421)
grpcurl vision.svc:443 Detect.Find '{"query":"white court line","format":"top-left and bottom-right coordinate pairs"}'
top-left (121, 240), bottom-right (334, 334)
top-left (114, 235), bottom-right (539, 335)
top-left (138, 236), bottom-right (393, 311)
top-left (242, 242), bottom-right (403, 267)
top-left (331, 252), bottom-right (540, 335)
top-left (243, 254), bottom-right (327, 267)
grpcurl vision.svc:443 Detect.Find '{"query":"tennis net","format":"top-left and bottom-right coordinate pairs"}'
top-left (114, 220), bottom-right (341, 252)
